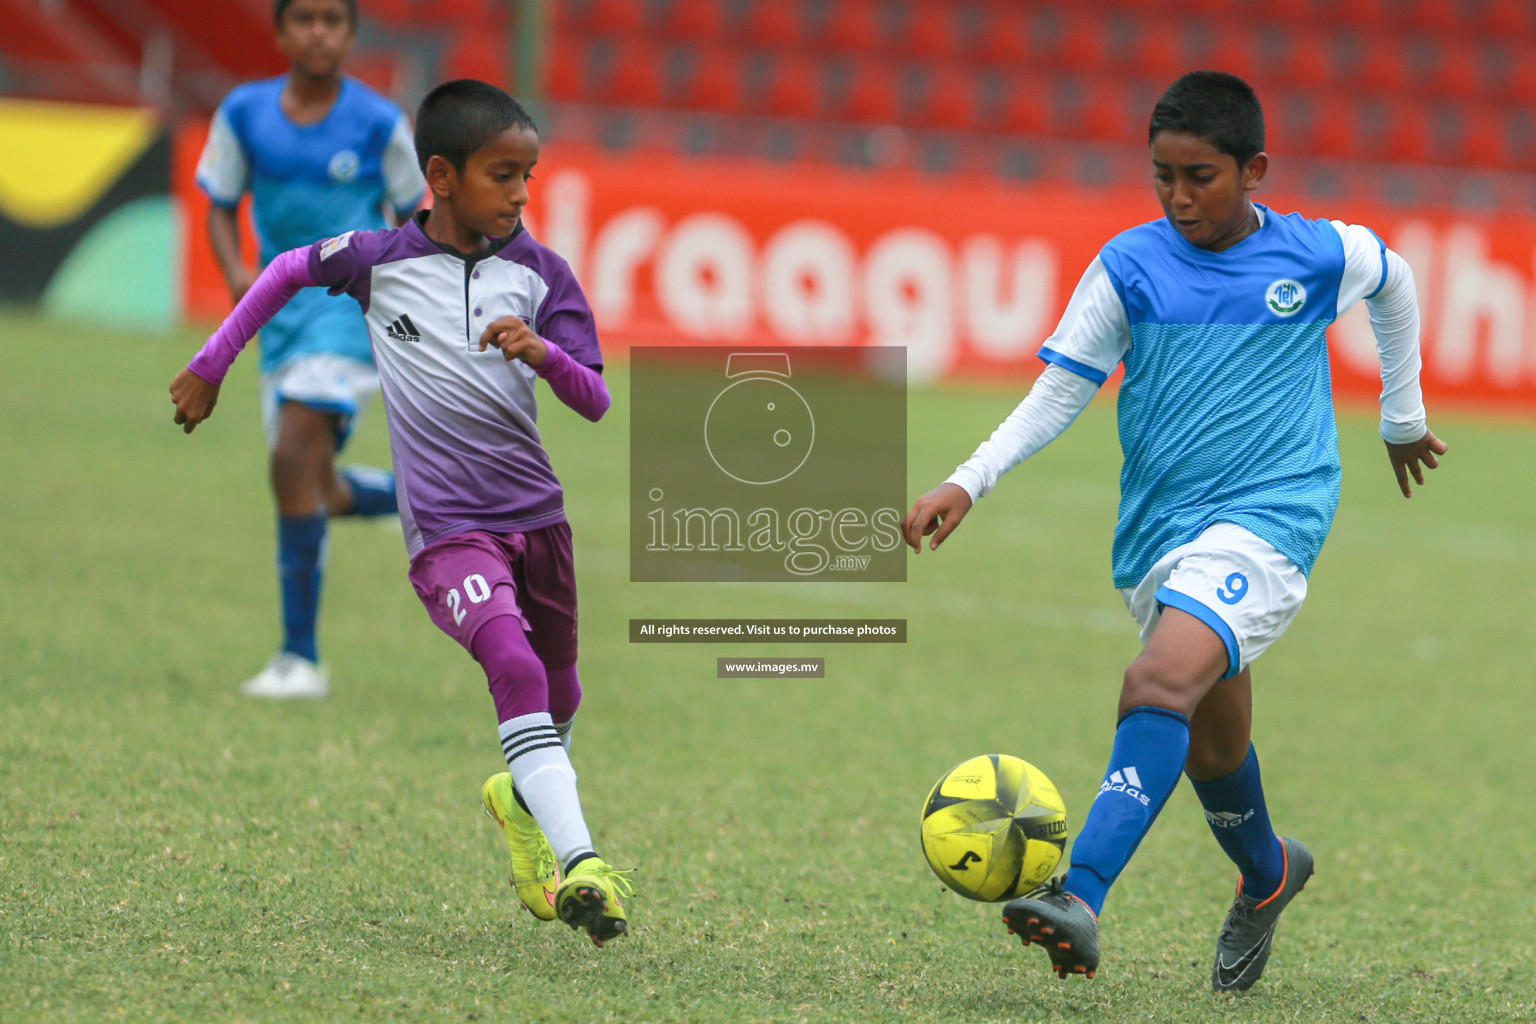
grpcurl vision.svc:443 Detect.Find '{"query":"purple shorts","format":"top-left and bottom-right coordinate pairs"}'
top-left (408, 522), bottom-right (578, 669)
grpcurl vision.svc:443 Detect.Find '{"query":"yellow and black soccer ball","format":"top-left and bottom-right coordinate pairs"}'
top-left (920, 754), bottom-right (1068, 902)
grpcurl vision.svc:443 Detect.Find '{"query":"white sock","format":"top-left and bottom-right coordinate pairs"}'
top-left (554, 718), bottom-right (574, 752)
top-left (499, 712), bottom-right (595, 866)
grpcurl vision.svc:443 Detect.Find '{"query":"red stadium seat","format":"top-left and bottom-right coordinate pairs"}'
top-left (847, 58), bottom-right (902, 123)
top-left (739, 0), bottom-right (808, 49)
top-left (996, 72), bottom-right (1053, 135)
top-left (891, 1), bottom-right (966, 61)
top-left (1382, 100), bottom-right (1433, 164)
top-left (1399, 0), bottom-right (1462, 33)
top-left (0, 3), bottom-right (79, 61)
top-left (431, 0), bottom-right (510, 25)
top-left (348, 54), bottom-right (399, 96)
top-left (1183, 0), bottom-right (1245, 20)
top-left (1309, 95), bottom-right (1362, 161)
top-left (1430, 40), bottom-right (1487, 101)
top-left (1118, 16), bottom-right (1250, 85)
top-left (545, 35), bottom-right (592, 103)
top-left (357, 0), bottom-right (414, 27)
top-left (1352, 34), bottom-right (1411, 94)
top-left (973, 4), bottom-right (1030, 65)
top-left (575, 0), bottom-right (647, 35)
top-left (1066, 77), bottom-right (1140, 144)
top-left (1051, 9), bottom-right (1112, 73)
top-left (1330, 0), bottom-right (1396, 29)
top-left (665, 0), bottom-right (730, 42)
top-left (1247, 0), bottom-right (1316, 22)
top-left (909, 63), bottom-right (979, 130)
top-left (1087, 77), bottom-right (1148, 145)
top-left (1506, 113), bottom-right (1536, 171)
top-left (1499, 48), bottom-right (1536, 103)
top-left (1266, 89), bottom-right (1363, 161)
top-left (1482, 0), bottom-right (1536, 35)
top-left (674, 44), bottom-right (743, 113)
top-left (443, 30), bottom-right (509, 89)
top-left (1456, 108), bottom-right (1510, 169)
top-left (604, 40), bottom-right (666, 108)
top-left (1262, 91), bottom-right (1314, 156)
top-left (1124, 14), bottom-right (1187, 82)
top-left (822, 0), bottom-right (884, 55)
top-left (1267, 27), bottom-right (1332, 89)
top-left (752, 52), bottom-right (824, 119)
top-left (1207, 23), bottom-right (1262, 83)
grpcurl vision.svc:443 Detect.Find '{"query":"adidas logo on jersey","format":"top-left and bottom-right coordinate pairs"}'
top-left (386, 314), bottom-right (422, 343)
top-left (1100, 766), bottom-right (1150, 806)
top-left (1205, 808), bottom-right (1255, 829)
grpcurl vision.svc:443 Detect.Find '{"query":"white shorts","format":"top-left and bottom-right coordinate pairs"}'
top-left (1118, 522), bottom-right (1307, 680)
top-left (260, 353), bottom-right (379, 450)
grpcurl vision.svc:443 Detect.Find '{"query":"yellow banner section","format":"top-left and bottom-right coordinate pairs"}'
top-left (0, 99), bottom-right (158, 228)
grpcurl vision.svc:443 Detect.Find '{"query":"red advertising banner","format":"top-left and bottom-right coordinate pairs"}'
top-left (175, 125), bottom-right (1536, 411)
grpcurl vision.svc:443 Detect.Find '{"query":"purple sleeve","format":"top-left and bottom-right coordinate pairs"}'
top-left (536, 342), bottom-right (611, 422)
top-left (533, 260), bottom-right (603, 372)
top-left (186, 248), bottom-right (316, 385)
top-left (306, 229), bottom-right (381, 310)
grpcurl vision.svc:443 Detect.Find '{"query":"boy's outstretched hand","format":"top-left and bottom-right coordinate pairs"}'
top-left (479, 316), bottom-right (548, 366)
top-left (169, 367), bottom-right (220, 434)
top-left (903, 483), bottom-right (974, 554)
top-left (1385, 429), bottom-right (1448, 498)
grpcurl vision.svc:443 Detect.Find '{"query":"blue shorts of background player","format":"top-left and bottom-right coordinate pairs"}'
top-left (905, 72), bottom-right (1449, 991)
top-left (194, 0), bottom-right (424, 698)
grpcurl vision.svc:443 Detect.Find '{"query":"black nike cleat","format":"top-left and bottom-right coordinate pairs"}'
top-left (1212, 836), bottom-right (1314, 992)
top-left (1002, 877), bottom-right (1101, 979)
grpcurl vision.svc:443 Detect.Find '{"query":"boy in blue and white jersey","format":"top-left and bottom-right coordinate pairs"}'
top-left (904, 72), bottom-right (1448, 991)
top-left (195, 0), bottom-right (424, 699)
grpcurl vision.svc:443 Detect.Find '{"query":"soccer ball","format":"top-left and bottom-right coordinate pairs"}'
top-left (920, 754), bottom-right (1068, 902)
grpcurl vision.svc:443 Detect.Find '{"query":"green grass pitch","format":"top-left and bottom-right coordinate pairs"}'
top-left (2, 309), bottom-right (1533, 1023)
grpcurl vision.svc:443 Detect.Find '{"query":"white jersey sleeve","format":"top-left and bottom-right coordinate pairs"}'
top-left (1331, 221), bottom-right (1428, 444)
top-left (382, 113), bottom-right (425, 216)
top-left (195, 107), bottom-right (249, 208)
top-left (942, 257), bottom-right (1126, 502)
top-left (1036, 256), bottom-right (1132, 384)
top-left (944, 364), bottom-right (1098, 502)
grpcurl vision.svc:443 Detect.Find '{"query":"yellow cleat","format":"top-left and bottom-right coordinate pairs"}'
top-left (481, 773), bottom-right (560, 921)
top-left (555, 856), bottom-right (634, 947)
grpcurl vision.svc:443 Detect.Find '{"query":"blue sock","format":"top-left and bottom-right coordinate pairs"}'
top-left (278, 513), bottom-right (327, 663)
top-left (1189, 744), bottom-right (1285, 899)
top-left (338, 466), bottom-right (397, 517)
top-left (1064, 706), bottom-right (1190, 916)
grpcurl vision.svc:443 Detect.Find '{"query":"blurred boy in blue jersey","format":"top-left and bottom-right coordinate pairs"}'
top-left (905, 72), bottom-right (1448, 990)
top-left (196, 0), bottom-right (424, 699)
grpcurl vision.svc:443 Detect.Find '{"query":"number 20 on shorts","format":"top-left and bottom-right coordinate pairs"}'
top-left (446, 573), bottom-right (492, 624)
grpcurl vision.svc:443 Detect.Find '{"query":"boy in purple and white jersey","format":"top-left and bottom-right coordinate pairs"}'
top-left (170, 80), bottom-right (633, 946)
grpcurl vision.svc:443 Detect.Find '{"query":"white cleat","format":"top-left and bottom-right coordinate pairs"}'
top-left (239, 652), bottom-right (330, 699)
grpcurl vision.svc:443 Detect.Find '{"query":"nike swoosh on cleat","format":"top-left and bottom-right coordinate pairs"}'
top-left (1216, 929), bottom-right (1274, 979)
top-left (544, 890), bottom-right (556, 907)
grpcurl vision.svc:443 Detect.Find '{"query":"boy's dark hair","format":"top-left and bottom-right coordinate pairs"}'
top-left (1148, 71), bottom-right (1265, 166)
top-left (274, 0), bottom-right (358, 26)
top-left (414, 80), bottom-right (538, 174)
